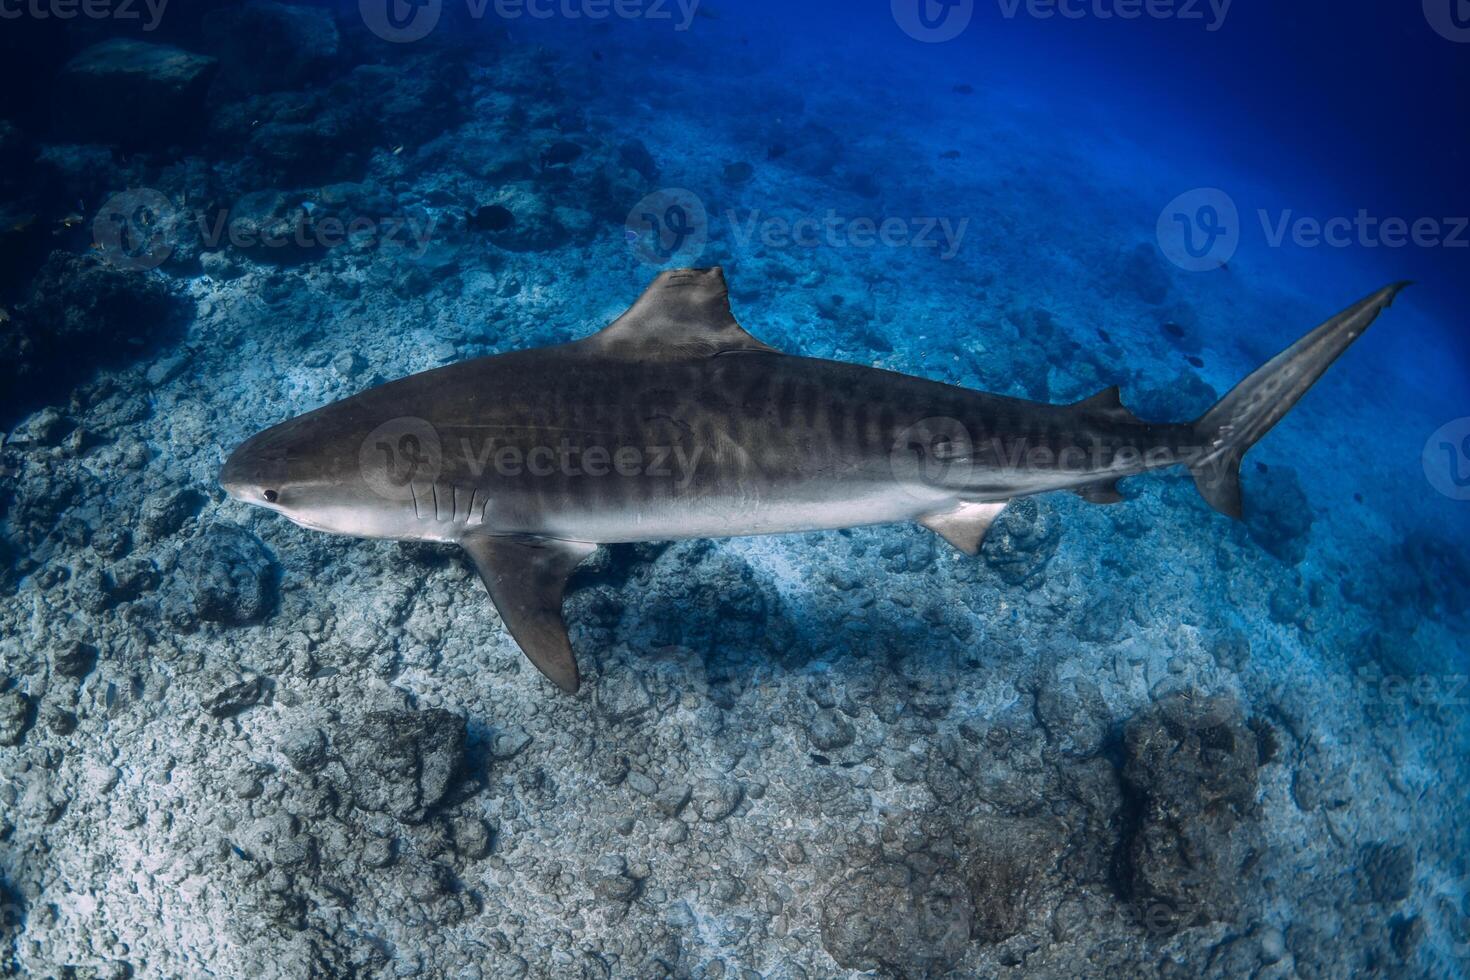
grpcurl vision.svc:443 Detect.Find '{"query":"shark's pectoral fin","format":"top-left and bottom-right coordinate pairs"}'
top-left (461, 535), bottom-right (598, 694)
top-left (919, 501), bottom-right (1010, 556)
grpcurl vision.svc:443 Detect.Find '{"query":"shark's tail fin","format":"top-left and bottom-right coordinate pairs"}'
top-left (1188, 282), bottom-right (1410, 520)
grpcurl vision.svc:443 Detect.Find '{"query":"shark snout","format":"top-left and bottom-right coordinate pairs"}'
top-left (220, 431), bottom-right (285, 506)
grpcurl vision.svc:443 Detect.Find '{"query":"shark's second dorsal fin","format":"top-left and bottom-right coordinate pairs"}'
top-left (585, 267), bottom-right (780, 360)
top-left (1072, 385), bottom-right (1141, 424)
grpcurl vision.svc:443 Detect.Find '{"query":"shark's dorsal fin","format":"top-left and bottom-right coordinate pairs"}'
top-left (585, 267), bottom-right (779, 360)
top-left (461, 535), bottom-right (598, 694)
top-left (919, 501), bottom-right (1010, 556)
top-left (1072, 385), bottom-right (1141, 424)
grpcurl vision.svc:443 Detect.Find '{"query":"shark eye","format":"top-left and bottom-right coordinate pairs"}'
top-left (263, 489), bottom-right (279, 503)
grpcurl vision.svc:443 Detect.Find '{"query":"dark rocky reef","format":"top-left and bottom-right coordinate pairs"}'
top-left (1119, 693), bottom-right (1260, 932)
top-left (53, 39), bottom-right (218, 148)
top-left (0, 252), bottom-right (187, 427)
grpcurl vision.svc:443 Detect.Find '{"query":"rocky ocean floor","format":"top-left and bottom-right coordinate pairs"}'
top-left (2, 4), bottom-right (1469, 978)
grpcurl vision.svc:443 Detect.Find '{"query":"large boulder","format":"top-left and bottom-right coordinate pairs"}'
top-left (820, 859), bottom-right (973, 976)
top-left (53, 39), bottom-right (217, 147)
top-left (202, 1), bottom-right (340, 95)
top-left (1245, 465), bottom-right (1314, 564)
top-left (0, 252), bottom-right (185, 426)
top-left (1120, 693), bottom-right (1260, 931)
top-left (179, 523), bottom-right (279, 625)
top-left (340, 709), bottom-right (466, 823)
top-left (983, 498), bottom-right (1062, 585)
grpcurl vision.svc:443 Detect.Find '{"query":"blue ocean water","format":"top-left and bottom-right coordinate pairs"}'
top-left (1, 1), bottom-right (1468, 975)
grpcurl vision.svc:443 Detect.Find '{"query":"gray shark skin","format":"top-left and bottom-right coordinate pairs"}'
top-left (220, 268), bottom-right (1409, 693)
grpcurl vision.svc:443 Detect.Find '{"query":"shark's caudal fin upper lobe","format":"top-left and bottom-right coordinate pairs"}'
top-left (1188, 282), bottom-right (1411, 520)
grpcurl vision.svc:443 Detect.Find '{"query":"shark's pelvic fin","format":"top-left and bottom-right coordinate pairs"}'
top-left (462, 535), bottom-right (598, 693)
top-left (1188, 281), bottom-right (1410, 521)
top-left (919, 501), bottom-right (1010, 556)
top-left (586, 267), bottom-right (780, 360)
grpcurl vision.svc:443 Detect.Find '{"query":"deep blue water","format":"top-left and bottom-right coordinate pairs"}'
top-left (486, 0), bottom-right (1470, 530)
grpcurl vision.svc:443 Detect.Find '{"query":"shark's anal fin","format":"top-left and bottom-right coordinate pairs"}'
top-left (461, 535), bottom-right (598, 694)
top-left (919, 501), bottom-right (1009, 556)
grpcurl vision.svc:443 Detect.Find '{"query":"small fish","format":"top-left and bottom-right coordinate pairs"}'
top-left (392, 145), bottom-right (404, 155)
top-left (0, 307), bottom-right (10, 324)
top-left (953, 84), bottom-right (975, 95)
top-left (722, 161), bottom-right (755, 184)
top-left (467, 204), bottom-right (514, 232)
top-left (60, 213), bottom-right (85, 229)
top-left (940, 150), bottom-right (961, 160)
top-left (540, 141), bottom-right (584, 169)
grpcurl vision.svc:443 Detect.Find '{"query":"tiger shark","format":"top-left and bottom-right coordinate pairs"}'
top-left (220, 268), bottom-right (1407, 693)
